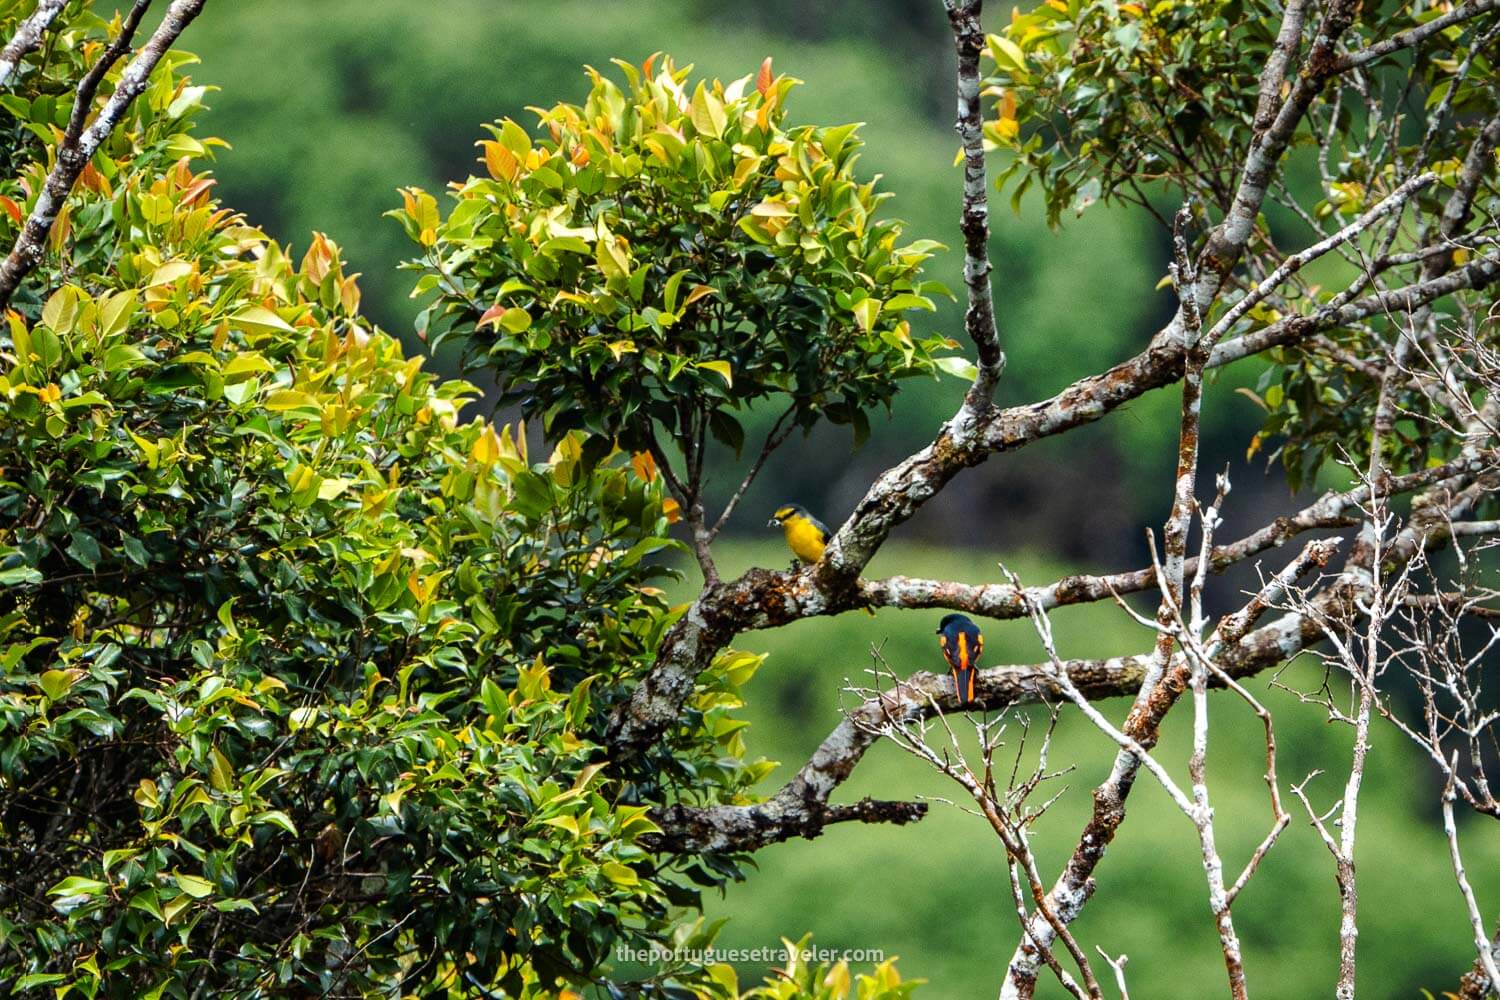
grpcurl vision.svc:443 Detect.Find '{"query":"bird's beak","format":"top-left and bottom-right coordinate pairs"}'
top-left (933, 627), bottom-right (942, 634)
top-left (767, 517), bottom-right (779, 527)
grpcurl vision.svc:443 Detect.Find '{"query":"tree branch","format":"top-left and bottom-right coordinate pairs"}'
top-left (1206, 251), bottom-right (1500, 368)
top-left (708, 403), bottom-right (796, 541)
top-left (1444, 779), bottom-right (1500, 996)
top-left (1203, 171), bottom-right (1438, 344)
top-left (1253, 0), bottom-right (1309, 130)
top-left (1198, 0), bottom-right (1362, 299)
top-left (646, 433), bottom-right (719, 586)
top-left (644, 794), bottom-right (927, 854)
top-left (67, 1), bottom-right (153, 143)
top-left (0, 0), bottom-right (67, 88)
top-left (1434, 107), bottom-right (1500, 259)
top-left (0, 0), bottom-right (208, 312)
top-left (854, 449), bottom-right (1485, 619)
top-left (649, 540), bottom-right (1341, 857)
top-left (945, 0), bottom-right (1005, 405)
top-left (1457, 920), bottom-right (1500, 1000)
top-left (1333, 0), bottom-right (1500, 72)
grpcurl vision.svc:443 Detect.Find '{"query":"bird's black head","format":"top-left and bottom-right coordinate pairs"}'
top-left (937, 612), bottom-right (974, 634)
top-left (768, 503), bottom-right (805, 527)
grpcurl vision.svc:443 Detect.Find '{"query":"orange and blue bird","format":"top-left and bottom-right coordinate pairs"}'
top-left (936, 613), bottom-right (983, 707)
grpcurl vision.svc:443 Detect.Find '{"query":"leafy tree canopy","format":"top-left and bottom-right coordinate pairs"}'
top-left (397, 56), bottom-right (964, 461)
top-left (0, 8), bottom-right (843, 998)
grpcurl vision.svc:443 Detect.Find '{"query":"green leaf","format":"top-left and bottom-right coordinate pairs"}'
top-left (128, 889), bottom-right (164, 921)
top-left (65, 530), bottom-right (101, 570)
top-left (252, 810), bottom-right (298, 836)
top-left (14, 974), bottom-right (67, 990)
top-left (61, 390), bottom-right (109, 409)
top-left (480, 677), bottom-right (507, 719)
top-left (47, 876), bottom-right (109, 898)
top-left (883, 292), bottom-right (935, 312)
top-left (0, 565), bottom-right (42, 586)
top-left (851, 298), bottom-right (882, 332)
top-left (663, 269), bottom-right (690, 313)
top-left (173, 872), bottom-right (215, 899)
top-left (213, 898), bottom-right (260, 913)
top-left (708, 410), bottom-right (744, 455)
top-left (40, 669), bottom-right (78, 701)
top-left (103, 343), bottom-right (147, 372)
top-left (208, 747), bottom-right (233, 793)
top-left (934, 355), bottom-right (979, 381)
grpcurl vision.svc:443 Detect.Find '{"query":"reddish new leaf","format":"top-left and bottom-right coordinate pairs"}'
top-left (756, 56), bottom-right (773, 96)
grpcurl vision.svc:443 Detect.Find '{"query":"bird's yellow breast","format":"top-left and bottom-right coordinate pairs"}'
top-left (782, 517), bottom-right (828, 563)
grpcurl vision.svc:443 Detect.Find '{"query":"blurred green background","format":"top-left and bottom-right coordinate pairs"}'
top-left (176, 2), bottom-right (1498, 995)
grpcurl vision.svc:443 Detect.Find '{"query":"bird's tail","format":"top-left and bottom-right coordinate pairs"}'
top-left (952, 667), bottom-right (976, 707)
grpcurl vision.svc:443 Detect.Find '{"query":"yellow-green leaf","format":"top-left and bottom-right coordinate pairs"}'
top-left (989, 35), bottom-right (1030, 75)
top-left (99, 290), bottom-right (139, 339)
top-left (173, 873), bottom-right (214, 899)
top-left (222, 353), bottom-right (275, 378)
top-left (317, 477), bottom-right (354, 501)
top-left (698, 360), bottom-right (733, 386)
top-left (542, 814), bottom-right (581, 837)
top-left (288, 706), bottom-right (318, 732)
top-left (207, 747), bottom-right (233, 793)
top-left (39, 668), bottom-right (77, 701)
top-left (231, 306), bottom-right (297, 335)
top-left (41, 287), bottom-right (79, 334)
top-left (690, 82), bottom-right (727, 138)
top-left (264, 389), bottom-right (319, 411)
top-left (935, 355), bottom-right (979, 381)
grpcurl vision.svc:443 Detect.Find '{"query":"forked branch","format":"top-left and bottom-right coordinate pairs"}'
top-left (0, 0), bottom-right (209, 311)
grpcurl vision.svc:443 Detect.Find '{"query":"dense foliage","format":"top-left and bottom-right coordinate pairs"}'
top-left (984, 0), bottom-right (1274, 225)
top-left (0, 7), bottom-right (801, 997)
top-left (399, 56), bottom-right (962, 458)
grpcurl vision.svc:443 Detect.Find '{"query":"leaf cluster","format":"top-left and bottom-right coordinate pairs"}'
top-left (396, 55), bottom-right (959, 458)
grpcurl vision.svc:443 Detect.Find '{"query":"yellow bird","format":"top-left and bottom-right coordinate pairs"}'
top-left (768, 503), bottom-right (830, 564)
top-left (768, 504), bottom-right (876, 615)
